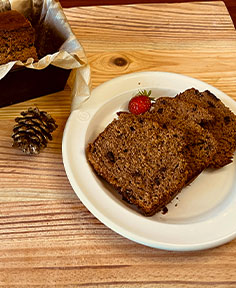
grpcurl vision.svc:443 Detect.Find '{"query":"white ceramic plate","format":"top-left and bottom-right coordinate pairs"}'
top-left (62, 71), bottom-right (236, 251)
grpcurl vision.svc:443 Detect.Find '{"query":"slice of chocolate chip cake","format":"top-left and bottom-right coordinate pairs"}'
top-left (87, 113), bottom-right (190, 216)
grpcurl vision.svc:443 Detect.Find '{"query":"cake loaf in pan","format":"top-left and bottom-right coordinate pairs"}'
top-left (0, 6), bottom-right (73, 108)
top-left (0, 10), bottom-right (38, 65)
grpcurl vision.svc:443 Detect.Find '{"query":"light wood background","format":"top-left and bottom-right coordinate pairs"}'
top-left (0, 1), bottom-right (236, 286)
top-left (59, 0), bottom-right (236, 27)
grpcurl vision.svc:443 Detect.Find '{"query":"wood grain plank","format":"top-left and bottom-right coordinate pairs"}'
top-left (65, 2), bottom-right (236, 99)
top-left (59, 0), bottom-right (236, 29)
top-left (64, 2), bottom-right (236, 43)
top-left (0, 200), bottom-right (235, 287)
top-left (0, 115), bottom-right (75, 200)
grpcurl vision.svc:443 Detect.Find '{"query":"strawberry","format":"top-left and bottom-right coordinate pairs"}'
top-left (128, 90), bottom-right (152, 115)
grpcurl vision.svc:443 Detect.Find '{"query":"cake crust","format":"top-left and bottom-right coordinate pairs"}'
top-left (0, 10), bottom-right (32, 30)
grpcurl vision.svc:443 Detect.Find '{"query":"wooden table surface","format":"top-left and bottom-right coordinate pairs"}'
top-left (59, 0), bottom-right (236, 28)
top-left (1, 1), bottom-right (236, 286)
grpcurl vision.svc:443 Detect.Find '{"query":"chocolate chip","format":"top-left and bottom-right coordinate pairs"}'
top-left (161, 206), bottom-right (168, 215)
top-left (157, 108), bottom-right (163, 114)
top-left (162, 123), bottom-right (167, 129)
top-left (174, 163), bottom-right (179, 169)
top-left (207, 101), bottom-right (216, 108)
top-left (199, 119), bottom-right (207, 128)
top-left (130, 126), bottom-right (135, 131)
top-left (154, 177), bottom-right (160, 186)
top-left (160, 167), bottom-right (167, 173)
top-left (138, 118), bottom-right (144, 124)
top-left (132, 171), bottom-right (141, 177)
top-left (224, 116), bottom-right (231, 125)
top-left (107, 151), bottom-right (115, 163)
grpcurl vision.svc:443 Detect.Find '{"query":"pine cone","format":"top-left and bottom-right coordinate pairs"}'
top-left (12, 107), bottom-right (58, 155)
